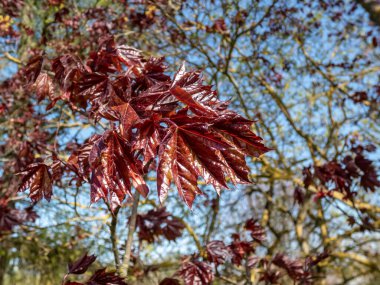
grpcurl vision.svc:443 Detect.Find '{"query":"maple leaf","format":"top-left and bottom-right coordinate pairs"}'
top-left (69, 131), bottom-right (148, 210)
top-left (51, 155), bottom-right (64, 182)
top-left (272, 254), bottom-right (304, 281)
top-left (68, 135), bottom-right (102, 180)
top-left (86, 130), bottom-right (148, 209)
top-left (46, 37), bottom-right (269, 209)
top-left (259, 268), bottom-right (282, 284)
top-left (52, 54), bottom-right (88, 108)
top-left (178, 259), bottom-right (214, 285)
top-left (131, 115), bottom-right (161, 166)
top-left (342, 155), bottom-right (360, 178)
top-left (302, 167), bottom-right (313, 188)
top-left (157, 109), bottom-right (268, 207)
top-left (22, 206), bottom-right (38, 222)
top-left (24, 54), bottom-right (43, 84)
top-left (293, 186), bottom-right (305, 205)
top-left (245, 219), bottom-right (266, 243)
top-left (68, 252), bottom-right (97, 274)
top-left (0, 205), bottom-right (23, 232)
top-left (34, 73), bottom-right (54, 102)
top-left (136, 207), bottom-right (184, 243)
top-left (78, 73), bottom-right (134, 121)
top-left (86, 268), bottom-right (127, 285)
top-left (139, 57), bottom-right (171, 86)
top-left (205, 240), bottom-right (231, 265)
top-left (89, 36), bottom-right (143, 73)
top-left (18, 163), bottom-right (53, 202)
top-left (314, 161), bottom-right (351, 194)
top-left (101, 36), bottom-right (142, 69)
top-left (52, 54), bottom-right (86, 91)
top-left (157, 109), bottom-right (269, 206)
top-left (228, 234), bottom-right (255, 266)
top-left (211, 18), bottom-right (228, 34)
top-left (161, 217), bottom-right (185, 241)
top-left (0, 204), bottom-right (38, 233)
top-left (170, 85), bottom-right (215, 115)
top-left (63, 253), bottom-right (126, 285)
top-left (303, 143), bottom-right (379, 203)
top-left (157, 125), bottom-right (203, 207)
top-left (115, 45), bottom-right (143, 68)
top-left (77, 72), bottom-right (109, 101)
top-left (355, 153), bottom-right (380, 192)
top-left (211, 111), bottom-right (270, 157)
top-left (169, 63), bottom-right (219, 115)
top-left (132, 81), bottom-right (177, 113)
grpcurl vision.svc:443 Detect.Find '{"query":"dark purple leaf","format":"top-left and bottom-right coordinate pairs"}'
top-left (68, 252), bottom-right (97, 274)
top-left (245, 219), bottom-right (266, 243)
top-left (86, 268), bottom-right (127, 285)
top-left (24, 54), bottom-right (43, 84)
top-left (205, 240), bottom-right (231, 265)
top-left (136, 207), bottom-right (184, 243)
top-left (178, 260), bottom-right (214, 285)
top-left (18, 163), bottom-right (53, 202)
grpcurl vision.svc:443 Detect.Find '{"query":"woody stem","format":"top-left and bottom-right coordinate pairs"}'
top-left (120, 191), bottom-right (140, 278)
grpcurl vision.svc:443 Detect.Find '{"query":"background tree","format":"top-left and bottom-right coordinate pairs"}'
top-left (0, 1), bottom-right (379, 285)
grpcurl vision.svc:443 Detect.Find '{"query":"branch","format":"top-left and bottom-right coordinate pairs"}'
top-left (109, 208), bottom-right (121, 270)
top-left (177, 217), bottom-right (204, 256)
top-left (120, 192), bottom-right (140, 278)
top-left (255, 74), bottom-right (328, 161)
top-left (4, 52), bottom-right (23, 65)
top-left (332, 251), bottom-right (379, 269)
top-left (293, 177), bottom-right (380, 214)
top-left (3, 52), bottom-right (22, 65)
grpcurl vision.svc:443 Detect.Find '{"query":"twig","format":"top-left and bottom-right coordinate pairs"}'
top-left (3, 52), bottom-right (22, 65)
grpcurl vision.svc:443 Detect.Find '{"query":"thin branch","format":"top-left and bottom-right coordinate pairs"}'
top-left (3, 52), bottom-right (22, 65)
top-left (120, 192), bottom-right (140, 278)
top-left (109, 208), bottom-right (121, 270)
